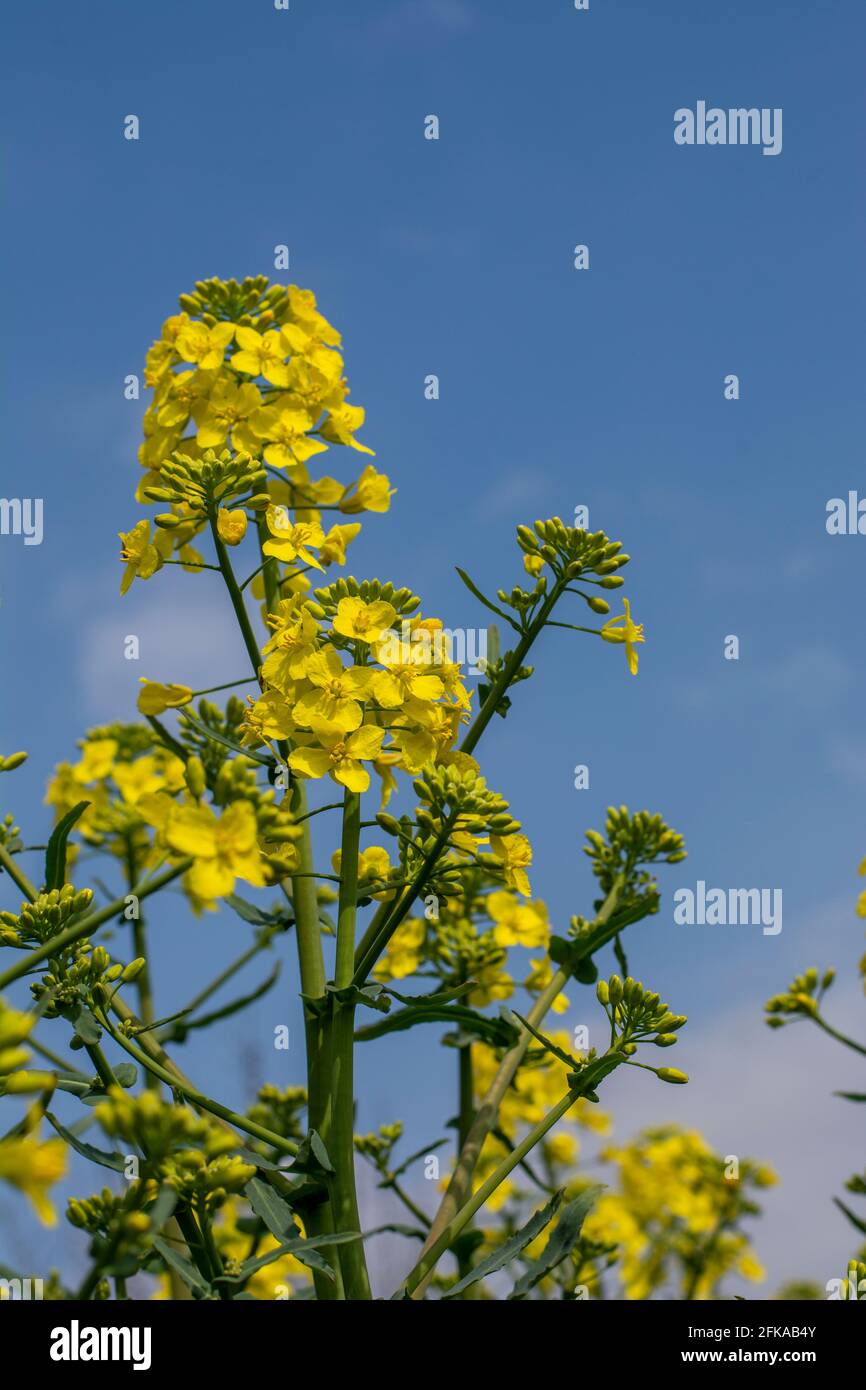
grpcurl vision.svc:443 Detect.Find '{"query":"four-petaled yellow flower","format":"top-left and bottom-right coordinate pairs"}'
top-left (339, 464), bottom-right (393, 514)
top-left (231, 327), bottom-right (291, 387)
top-left (292, 647), bottom-right (375, 733)
top-left (119, 519), bottom-right (170, 595)
top-left (144, 798), bottom-right (266, 900)
top-left (490, 833), bottom-right (532, 898)
top-left (600, 598), bottom-right (645, 676)
top-left (262, 509), bottom-right (325, 569)
top-left (289, 724), bottom-right (385, 793)
top-left (486, 890), bottom-right (548, 948)
top-left (333, 596), bottom-right (397, 644)
top-left (176, 320), bottom-right (236, 370)
top-left (0, 1134), bottom-right (67, 1227)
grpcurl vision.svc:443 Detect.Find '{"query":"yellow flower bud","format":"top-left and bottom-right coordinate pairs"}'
top-left (217, 509), bottom-right (248, 546)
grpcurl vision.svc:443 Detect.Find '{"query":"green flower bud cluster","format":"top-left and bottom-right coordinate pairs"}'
top-left (30, 939), bottom-right (125, 1018)
top-left (0, 751), bottom-right (28, 773)
top-left (583, 806), bottom-right (686, 907)
top-left (764, 967), bottom-right (835, 1028)
top-left (413, 764), bottom-right (519, 837)
top-left (180, 696), bottom-right (248, 786)
top-left (85, 723), bottom-right (155, 761)
top-left (178, 274), bottom-right (285, 329)
top-left (67, 1185), bottom-right (155, 1247)
top-left (0, 812), bottom-right (23, 853)
top-left (596, 974), bottom-right (688, 1084)
top-left (245, 1084), bottom-right (308, 1146)
top-left (95, 1086), bottom-right (235, 1168)
top-left (495, 574), bottom-right (549, 621)
top-left (146, 448), bottom-right (267, 522)
top-left (308, 576), bottom-right (421, 621)
top-left (161, 1151), bottom-right (256, 1207)
top-left (0, 884), bottom-right (94, 950)
top-left (517, 519), bottom-right (630, 585)
top-left (354, 1121), bottom-right (403, 1164)
top-left (433, 913), bottom-right (508, 982)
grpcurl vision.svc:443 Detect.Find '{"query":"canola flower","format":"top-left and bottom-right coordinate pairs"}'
top-left (0, 274), bottom-right (763, 1306)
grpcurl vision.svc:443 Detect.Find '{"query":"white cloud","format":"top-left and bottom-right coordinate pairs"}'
top-left (74, 570), bottom-right (253, 723)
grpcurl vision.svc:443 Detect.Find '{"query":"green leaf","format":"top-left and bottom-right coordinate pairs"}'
top-left (510, 1012), bottom-right (578, 1067)
top-left (225, 893), bottom-right (288, 927)
top-left (245, 1176), bottom-right (296, 1241)
top-left (833, 1196), bottom-right (866, 1237)
top-left (442, 1191), bottom-right (564, 1298)
top-left (508, 1185), bottom-right (603, 1298)
top-left (151, 1235), bottom-right (213, 1297)
top-left (179, 711), bottom-right (275, 768)
top-left (326, 981), bottom-right (391, 1014)
top-left (225, 1230), bottom-right (364, 1285)
top-left (62, 1001), bottom-right (102, 1046)
top-left (44, 801), bottom-right (90, 892)
top-left (290, 1129), bottom-right (335, 1177)
top-left (355, 1002), bottom-right (519, 1048)
top-left (835, 1092), bottom-right (866, 1103)
top-left (45, 1112), bottom-right (128, 1173)
top-left (113, 1063), bottom-right (138, 1089)
top-left (455, 568), bottom-right (520, 631)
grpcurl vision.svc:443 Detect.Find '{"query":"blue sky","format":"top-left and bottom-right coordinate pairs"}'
top-left (2, 0), bottom-right (865, 1295)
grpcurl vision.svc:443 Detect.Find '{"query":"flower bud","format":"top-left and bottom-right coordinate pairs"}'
top-left (185, 756), bottom-right (207, 799)
top-left (654, 1033), bottom-right (678, 1047)
top-left (596, 980), bottom-right (609, 1006)
top-left (122, 958), bottom-right (147, 983)
top-left (657, 1067), bottom-right (689, 1084)
top-left (608, 975), bottom-right (623, 1005)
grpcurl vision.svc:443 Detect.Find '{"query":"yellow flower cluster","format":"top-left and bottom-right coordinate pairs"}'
top-left (244, 601), bottom-right (472, 797)
top-left (583, 1127), bottom-right (776, 1299)
top-left (0, 999), bottom-right (67, 1226)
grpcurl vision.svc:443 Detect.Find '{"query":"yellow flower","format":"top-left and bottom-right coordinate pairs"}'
top-left (143, 799), bottom-right (266, 900)
top-left (176, 320), bottom-right (236, 370)
top-left (320, 403), bottom-right (374, 455)
top-left (119, 519), bottom-right (171, 595)
top-left (332, 596), bottom-right (397, 644)
top-left (262, 508), bottom-right (325, 569)
top-left (72, 738), bottom-right (119, 783)
top-left (289, 725), bottom-right (385, 794)
top-left (292, 647), bottom-right (375, 733)
top-left (490, 833), bottom-right (532, 897)
top-left (339, 464), bottom-right (393, 514)
top-left (0, 1134), bottom-right (67, 1226)
top-left (468, 962), bottom-right (514, 1008)
top-left (113, 753), bottom-right (185, 806)
top-left (486, 890), bottom-right (548, 948)
top-left (137, 680), bottom-right (194, 716)
top-left (600, 598), bottom-right (645, 676)
top-left (319, 522), bottom-right (361, 566)
top-left (261, 604), bottom-right (321, 691)
top-left (216, 508), bottom-right (248, 546)
top-left (248, 403), bottom-right (328, 469)
top-left (372, 638), bottom-right (444, 707)
top-left (193, 377), bottom-right (262, 450)
top-left (231, 327), bottom-right (290, 386)
top-left (332, 845), bottom-right (394, 899)
top-left (525, 957), bottom-right (570, 1013)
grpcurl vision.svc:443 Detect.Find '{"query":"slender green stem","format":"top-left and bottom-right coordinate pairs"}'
top-left (414, 875), bottom-right (626, 1292)
top-left (210, 510), bottom-right (262, 677)
top-left (94, 1006), bottom-right (299, 1156)
top-left (0, 843), bottom-right (39, 900)
top-left (326, 789), bottom-right (372, 1299)
top-left (254, 512), bottom-right (339, 1299)
top-left (814, 1014), bottom-right (866, 1058)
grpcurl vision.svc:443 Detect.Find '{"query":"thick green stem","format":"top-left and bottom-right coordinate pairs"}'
top-left (325, 790), bottom-right (371, 1299)
top-left (253, 513), bottom-right (339, 1298)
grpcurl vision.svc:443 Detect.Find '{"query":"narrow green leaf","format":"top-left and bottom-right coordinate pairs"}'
top-left (442, 1191), bottom-right (564, 1298)
top-left (45, 1112), bottom-right (128, 1173)
top-left (151, 1234), bottom-right (213, 1297)
top-left (833, 1196), bottom-right (866, 1236)
top-left (455, 568), bottom-right (520, 631)
top-left (508, 1185), bottom-right (603, 1298)
top-left (44, 801), bottom-right (90, 891)
top-left (245, 1176), bottom-right (296, 1241)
